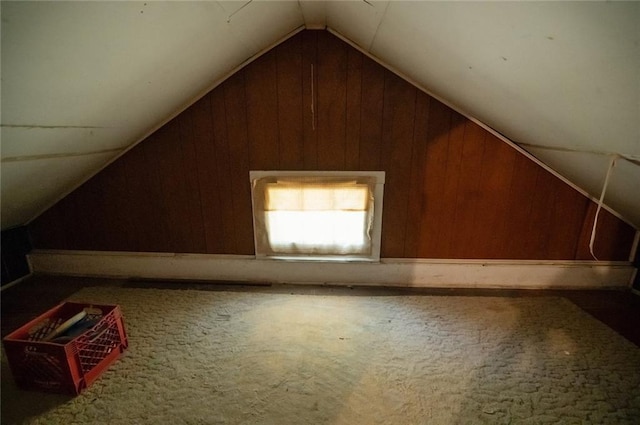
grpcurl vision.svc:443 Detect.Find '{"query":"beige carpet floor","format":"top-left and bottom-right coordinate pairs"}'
top-left (2, 286), bottom-right (640, 424)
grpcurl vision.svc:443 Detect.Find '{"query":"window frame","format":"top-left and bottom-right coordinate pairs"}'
top-left (249, 170), bottom-right (385, 262)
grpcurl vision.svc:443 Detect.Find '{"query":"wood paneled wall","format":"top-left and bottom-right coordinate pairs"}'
top-left (30, 30), bottom-right (636, 261)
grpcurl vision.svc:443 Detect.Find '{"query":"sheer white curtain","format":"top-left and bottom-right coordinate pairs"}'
top-left (252, 176), bottom-right (377, 257)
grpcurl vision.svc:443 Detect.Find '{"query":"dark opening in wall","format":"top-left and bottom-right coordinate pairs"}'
top-left (1, 226), bottom-right (32, 286)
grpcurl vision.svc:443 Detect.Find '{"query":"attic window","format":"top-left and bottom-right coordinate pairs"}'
top-left (250, 171), bottom-right (385, 261)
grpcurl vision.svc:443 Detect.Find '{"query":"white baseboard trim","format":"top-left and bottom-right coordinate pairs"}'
top-left (27, 250), bottom-right (634, 290)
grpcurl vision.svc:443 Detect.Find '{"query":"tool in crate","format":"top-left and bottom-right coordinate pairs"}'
top-left (39, 306), bottom-right (104, 343)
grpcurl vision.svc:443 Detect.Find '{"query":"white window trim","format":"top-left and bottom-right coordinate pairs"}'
top-left (250, 170), bottom-right (385, 262)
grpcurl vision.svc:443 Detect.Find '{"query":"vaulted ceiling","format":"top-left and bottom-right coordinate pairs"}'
top-left (1, 1), bottom-right (638, 230)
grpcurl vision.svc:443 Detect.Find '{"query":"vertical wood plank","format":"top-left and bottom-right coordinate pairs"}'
top-left (177, 111), bottom-right (207, 253)
top-left (302, 30), bottom-right (318, 170)
top-left (191, 95), bottom-right (225, 254)
top-left (63, 182), bottom-right (95, 250)
top-left (316, 31), bottom-right (347, 170)
top-left (61, 191), bottom-right (87, 249)
top-left (276, 35), bottom-right (304, 170)
top-left (403, 93), bottom-right (431, 257)
top-left (152, 121), bottom-right (195, 252)
top-left (345, 48), bottom-right (363, 170)
top-left (71, 173), bottom-right (103, 250)
top-left (434, 112), bottom-right (467, 258)
top-left (125, 143), bottom-right (171, 252)
top-left (523, 168), bottom-right (557, 257)
top-left (224, 72), bottom-right (254, 255)
top-left (61, 193), bottom-right (84, 249)
top-left (492, 140), bottom-right (521, 257)
top-left (95, 158), bottom-right (137, 251)
top-left (472, 135), bottom-right (518, 258)
top-left (501, 153), bottom-right (542, 259)
top-left (93, 170), bottom-right (121, 251)
top-left (358, 57), bottom-right (385, 170)
top-left (379, 71), bottom-right (416, 257)
top-left (545, 181), bottom-right (589, 259)
top-left (245, 51), bottom-right (279, 170)
top-left (114, 153), bottom-right (147, 251)
top-left (448, 121), bottom-right (487, 258)
top-left (417, 100), bottom-right (452, 258)
top-left (140, 132), bottom-right (177, 252)
top-left (210, 88), bottom-right (238, 253)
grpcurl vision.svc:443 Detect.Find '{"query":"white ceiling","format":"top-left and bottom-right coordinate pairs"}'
top-left (1, 1), bottom-right (639, 231)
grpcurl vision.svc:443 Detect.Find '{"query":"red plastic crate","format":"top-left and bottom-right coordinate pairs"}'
top-left (2, 302), bottom-right (128, 394)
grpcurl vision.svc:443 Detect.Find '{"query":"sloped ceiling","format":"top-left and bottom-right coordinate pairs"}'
top-left (2, 1), bottom-right (639, 231)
